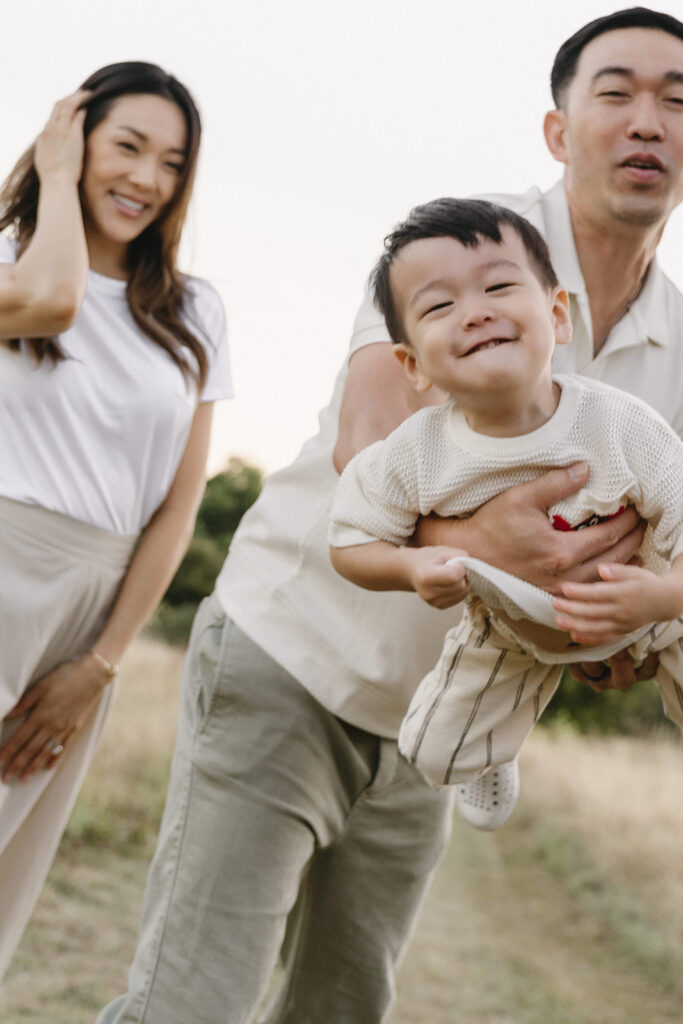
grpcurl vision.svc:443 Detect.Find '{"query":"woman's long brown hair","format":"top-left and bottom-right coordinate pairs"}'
top-left (0, 62), bottom-right (208, 388)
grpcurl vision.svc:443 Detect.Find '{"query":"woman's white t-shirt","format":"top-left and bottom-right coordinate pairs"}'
top-left (0, 234), bottom-right (232, 534)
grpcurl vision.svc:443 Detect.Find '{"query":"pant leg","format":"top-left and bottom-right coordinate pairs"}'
top-left (98, 596), bottom-right (448, 1024)
top-left (260, 740), bottom-right (453, 1024)
top-left (399, 605), bottom-right (563, 786)
top-left (0, 687), bottom-right (114, 980)
top-left (629, 621), bottom-right (683, 734)
top-left (0, 501), bottom-right (133, 981)
top-left (652, 639), bottom-right (683, 734)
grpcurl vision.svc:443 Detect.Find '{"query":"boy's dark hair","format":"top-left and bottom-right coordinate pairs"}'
top-left (551, 7), bottom-right (683, 107)
top-left (371, 198), bottom-right (559, 346)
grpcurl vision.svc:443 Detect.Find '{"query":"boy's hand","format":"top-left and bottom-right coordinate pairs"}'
top-left (552, 563), bottom-right (683, 646)
top-left (405, 547), bottom-right (469, 609)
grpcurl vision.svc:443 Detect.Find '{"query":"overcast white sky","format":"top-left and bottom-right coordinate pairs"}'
top-left (3, 0), bottom-right (683, 474)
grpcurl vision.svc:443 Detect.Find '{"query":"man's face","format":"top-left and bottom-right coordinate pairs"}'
top-left (548, 27), bottom-right (683, 228)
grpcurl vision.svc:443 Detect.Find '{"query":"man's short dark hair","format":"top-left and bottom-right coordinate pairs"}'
top-left (551, 7), bottom-right (683, 108)
top-left (371, 198), bottom-right (559, 346)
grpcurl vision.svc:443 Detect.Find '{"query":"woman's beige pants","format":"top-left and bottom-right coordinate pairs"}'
top-left (0, 497), bottom-right (135, 979)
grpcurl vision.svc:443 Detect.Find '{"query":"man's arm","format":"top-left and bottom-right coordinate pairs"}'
top-left (333, 343), bottom-right (444, 473)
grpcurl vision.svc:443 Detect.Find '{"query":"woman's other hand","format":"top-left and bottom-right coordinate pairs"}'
top-left (0, 652), bottom-right (113, 782)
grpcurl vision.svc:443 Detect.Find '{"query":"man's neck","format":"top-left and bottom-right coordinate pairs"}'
top-left (566, 192), bottom-right (663, 354)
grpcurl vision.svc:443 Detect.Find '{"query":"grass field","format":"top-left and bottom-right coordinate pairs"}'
top-left (2, 638), bottom-right (683, 1023)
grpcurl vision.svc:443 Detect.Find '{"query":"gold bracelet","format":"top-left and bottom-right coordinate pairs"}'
top-left (89, 649), bottom-right (119, 679)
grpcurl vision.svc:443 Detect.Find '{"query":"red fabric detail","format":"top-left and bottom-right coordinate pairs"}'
top-left (552, 505), bottom-right (626, 532)
top-left (552, 515), bottom-right (572, 531)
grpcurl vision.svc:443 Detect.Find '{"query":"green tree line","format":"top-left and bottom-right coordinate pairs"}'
top-left (149, 457), bottom-right (263, 645)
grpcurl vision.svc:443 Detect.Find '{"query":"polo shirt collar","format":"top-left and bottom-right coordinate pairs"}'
top-left (628, 258), bottom-right (669, 348)
top-left (542, 178), bottom-right (668, 350)
top-left (541, 180), bottom-right (586, 300)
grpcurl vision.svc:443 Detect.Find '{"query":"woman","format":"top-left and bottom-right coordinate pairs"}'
top-left (0, 62), bottom-right (231, 977)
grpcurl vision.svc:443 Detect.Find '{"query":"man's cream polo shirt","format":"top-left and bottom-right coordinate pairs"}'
top-left (216, 180), bottom-right (683, 737)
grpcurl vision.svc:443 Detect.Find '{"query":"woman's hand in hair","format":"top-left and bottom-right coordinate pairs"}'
top-left (0, 90), bottom-right (92, 339)
top-left (34, 90), bottom-right (90, 185)
top-left (0, 653), bottom-right (113, 783)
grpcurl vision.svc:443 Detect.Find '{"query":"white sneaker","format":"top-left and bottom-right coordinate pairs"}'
top-left (455, 759), bottom-right (520, 831)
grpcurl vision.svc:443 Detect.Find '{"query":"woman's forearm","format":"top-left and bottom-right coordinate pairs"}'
top-left (3, 176), bottom-right (88, 334)
top-left (0, 174), bottom-right (88, 337)
top-left (0, 93), bottom-right (89, 338)
top-left (26, 175), bottom-right (88, 310)
top-left (92, 503), bottom-right (198, 666)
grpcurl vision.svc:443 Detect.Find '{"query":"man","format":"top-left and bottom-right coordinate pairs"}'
top-left (419, 5), bottom-right (683, 689)
top-left (99, 8), bottom-right (683, 1023)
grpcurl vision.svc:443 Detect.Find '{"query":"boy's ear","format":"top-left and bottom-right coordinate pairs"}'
top-left (551, 287), bottom-right (572, 347)
top-left (393, 344), bottom-right (432, 393)
top-left (543, 108), bottom-right (569, 166)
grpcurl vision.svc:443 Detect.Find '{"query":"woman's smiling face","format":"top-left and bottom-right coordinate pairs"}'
top-left (80, 92), bottom-right (187, 272)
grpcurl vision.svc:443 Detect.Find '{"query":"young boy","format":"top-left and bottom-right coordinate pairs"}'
top-left (329, 198), bottom-right (683, 830)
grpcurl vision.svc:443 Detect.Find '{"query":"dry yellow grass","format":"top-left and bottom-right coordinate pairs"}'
top-left (64, 637), bottom-right (185, 848)
top-left (390, 727), bottom-right (683, 1024)
top-left (85, 635), bottom-right (184, 788)
top-left (521, 726), bottom-right (683, 955)
top-left (83, 643), bottom-right (683, 942)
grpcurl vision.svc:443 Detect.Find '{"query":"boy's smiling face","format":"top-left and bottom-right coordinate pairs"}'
top-left (390, 226), bottom-right (572, 434)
